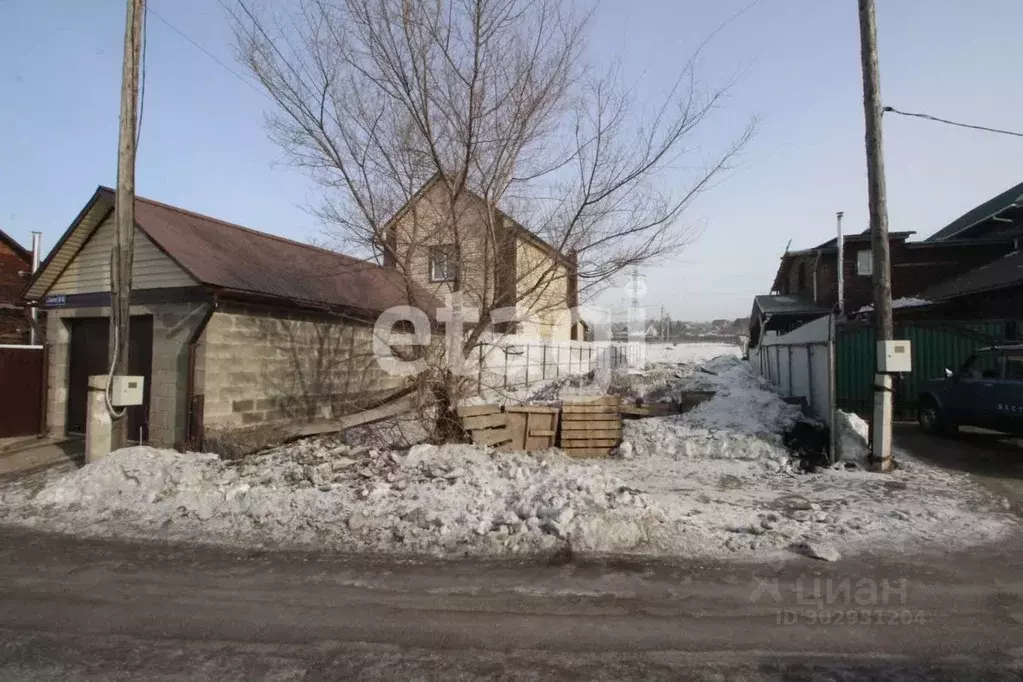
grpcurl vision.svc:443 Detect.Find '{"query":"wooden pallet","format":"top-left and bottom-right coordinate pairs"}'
top-left (505, 405), bottom-right (559, 451)
top-left (559, 396), bottom-right (622, 458)
top-left (457, 404), bottom-right (513, 448)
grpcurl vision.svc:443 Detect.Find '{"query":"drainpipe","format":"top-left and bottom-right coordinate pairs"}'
top-left (184, 294), bottom-right (218, 450)
top-left (29, 231), bottom-right (41, 345)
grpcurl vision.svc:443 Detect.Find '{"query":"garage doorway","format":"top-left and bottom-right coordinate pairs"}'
top-left (66, 316), bottom-right (153, 443)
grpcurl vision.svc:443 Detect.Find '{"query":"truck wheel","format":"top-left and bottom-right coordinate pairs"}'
top-left (919, 399), bottom-right (956, 437)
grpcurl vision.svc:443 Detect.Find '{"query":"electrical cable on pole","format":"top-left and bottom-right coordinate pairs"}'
top-left (108, 0), bottom-right (145, 448)
top-left (857, 0), bottom-right (895, 472)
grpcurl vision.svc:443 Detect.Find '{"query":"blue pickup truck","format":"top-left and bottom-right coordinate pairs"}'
top-left (918, 344), bottom-right (1023, 436)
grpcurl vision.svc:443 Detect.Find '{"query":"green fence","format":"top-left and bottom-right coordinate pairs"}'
top-left (836, 319), bottom-right (1017, 419)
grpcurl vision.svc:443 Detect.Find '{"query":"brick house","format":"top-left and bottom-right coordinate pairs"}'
top-left (751, 181), bottom-right (1023, 347)
top-left (383, 175), bottom-right (583, 341)
top-left (0, 229), bottom-right (33, 344)
top-left (24, 187), bottom-right (438, 449)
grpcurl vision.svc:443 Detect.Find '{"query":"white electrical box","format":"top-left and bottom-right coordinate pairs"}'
top-left (110, 375), bottom-right (145, 407)
top-left (877, 340), bottom-right (912, 373)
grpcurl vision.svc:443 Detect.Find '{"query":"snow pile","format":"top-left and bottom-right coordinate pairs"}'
top-left (622, 356), bottom-right (802, 466)
top-left (835, 410), bottom-right (870, 466)
top-left (1, 353), bottom-right (1016, 562)
top-left (10, 443), bottom-right (678, 557)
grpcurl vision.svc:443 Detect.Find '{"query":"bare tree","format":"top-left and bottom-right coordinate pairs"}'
top-left (231, 0), bottom-right (753, 438)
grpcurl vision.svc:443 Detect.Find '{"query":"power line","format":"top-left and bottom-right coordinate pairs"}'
top-left (883, 106), bottom-right (1023, 139)
top-left (146, 5), bottom-right (268, 98)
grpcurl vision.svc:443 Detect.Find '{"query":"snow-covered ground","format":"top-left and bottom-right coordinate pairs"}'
top-left (643, 342), bottom-right (742, 365)
top-left (0, 354), bottom-right (1015, 562)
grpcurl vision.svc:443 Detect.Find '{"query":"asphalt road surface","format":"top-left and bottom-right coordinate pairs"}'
top-left (0, 528), bottom-right (1020, 680)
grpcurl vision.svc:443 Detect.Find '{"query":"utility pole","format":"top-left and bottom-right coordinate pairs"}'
top-left (110, 0), bottom-right (144, 449)
top-left (858, 0), bottom-right (895, 472)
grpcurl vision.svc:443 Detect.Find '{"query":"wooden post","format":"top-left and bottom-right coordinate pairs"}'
top-left (858, 0), bottom-right (895, 471)
top-left (110, 0), bottom-right (144, 449)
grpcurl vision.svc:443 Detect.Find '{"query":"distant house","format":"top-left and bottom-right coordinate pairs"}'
top-left (0, 229), bottom-right (32, 344)
top-left (750, 181), bottom-right (1023, 348)
top-left (384, 175), bottom-right (583, 341)
top-left (25, 187), bottom-right (438, 449)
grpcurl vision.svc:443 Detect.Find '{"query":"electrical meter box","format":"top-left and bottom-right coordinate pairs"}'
top-left (110, 375), bottom-right (145, 407)
top-left (877, 340), bottom-right (912, 373)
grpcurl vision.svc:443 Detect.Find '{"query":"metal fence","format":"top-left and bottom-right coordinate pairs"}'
top-left (836, 319), bottom-right (1018, 418)
top-left (749, 316), bottom-right (834, 427)
top-left (475, 337), bottom-right (635, 391)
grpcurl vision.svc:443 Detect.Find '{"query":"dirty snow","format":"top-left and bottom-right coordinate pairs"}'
top-left (835, 410), bottom-right (870, 466)
top-left (0, 352), bottom-right (1015, 562)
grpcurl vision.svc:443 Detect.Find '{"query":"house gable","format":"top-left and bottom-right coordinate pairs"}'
top-left (46, 213), bottom-right (196, 296)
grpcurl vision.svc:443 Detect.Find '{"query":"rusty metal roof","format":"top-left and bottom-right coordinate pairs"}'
top-left (28, 187), bottom-right (439, 317)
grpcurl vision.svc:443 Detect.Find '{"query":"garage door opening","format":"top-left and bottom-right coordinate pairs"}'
top-left (66, 316), bottom-right (153, 443)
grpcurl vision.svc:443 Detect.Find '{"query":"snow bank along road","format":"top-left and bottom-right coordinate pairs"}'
top-left (0, 353), bottom-right (1017, 563)
top-left (0, 528), bottom-right (1021, 680)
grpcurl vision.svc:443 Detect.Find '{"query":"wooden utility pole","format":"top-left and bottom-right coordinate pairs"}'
top-left (110, 0), bottom-right (144, 449)
top-left (857, 0), bottom-right (895, 472)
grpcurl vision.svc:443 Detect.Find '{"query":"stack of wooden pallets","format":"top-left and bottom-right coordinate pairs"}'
top-left (558, 396), bottom-right (622, 458)
top-left (456, 404), bottom-right (513, 449)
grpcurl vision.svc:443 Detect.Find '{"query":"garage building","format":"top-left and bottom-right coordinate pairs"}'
top-left (24, 187), bottom-right (436, 449)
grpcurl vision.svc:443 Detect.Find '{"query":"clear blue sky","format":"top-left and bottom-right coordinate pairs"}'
top-left (3, 1), bottom-right (1021, 321)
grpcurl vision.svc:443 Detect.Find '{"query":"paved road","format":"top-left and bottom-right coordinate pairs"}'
top-left (0, 528), bottom-right (1020, 680)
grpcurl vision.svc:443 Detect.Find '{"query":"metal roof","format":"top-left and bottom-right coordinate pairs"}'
top-left (753, 294), bottom-right (829, 316)
top-left (914, 250), bottom-right (1023, 302)
top-left (26, 187), bottom-right (440, 316)
top-left (925, 180), bottom-right (1023, 242)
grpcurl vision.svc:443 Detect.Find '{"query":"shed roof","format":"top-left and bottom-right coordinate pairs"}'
top-left (26, 187), bottom-right (439, 316)
top-left (925, 180), bottom-right (1023, 242)
top-left (914, 250), bottom-right (1023, 302)
top-left (0, 229), bottom-right (30, 263)
top-left (753, 294), bottom-right (829, 316)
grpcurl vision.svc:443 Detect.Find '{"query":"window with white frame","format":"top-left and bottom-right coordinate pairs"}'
top-left (856, 249), bottom-right (873, 276)
top-left (429, 244), bottom-right (457, 282)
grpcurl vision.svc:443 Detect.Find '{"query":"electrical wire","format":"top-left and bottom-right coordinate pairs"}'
top-left (883, 106), bottom-right (1023, 139)
top-left (147, 5), bottom-right (269, 98)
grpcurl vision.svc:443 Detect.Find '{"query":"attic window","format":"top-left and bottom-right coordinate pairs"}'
top-left (856, 249), bottom-right (873, 276)
top-left (429, 245), bottom-right (457, 282)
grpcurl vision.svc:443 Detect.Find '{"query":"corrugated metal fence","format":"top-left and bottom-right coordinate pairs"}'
top-left (837, 319), bottom-right (1018, 418)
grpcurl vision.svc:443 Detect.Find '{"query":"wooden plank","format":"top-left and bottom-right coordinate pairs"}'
top-left (472, 426), bottom-right (512, 446)
top-left (505, 405), bottom-right (559, 414)
top-left (457, 404), bottom-right (501, 417)
top-left (461, 413), bottom-right (507, 430)
top-left (560, 420), bottom-right (620, 430)
top-left (560, 438), bottom-right (620, 447)
top-left (560, 428), bottom-right (619, 439)
top-left (563, 447), bottom-right (614, 459)
top-left (528, 429), bottom-right (556, 437)
top-left (561, 396), bottom-right (620, 406)
top-left (561, 405), bottom-right (620, 415)
top-left (503, 411), bottom-right (528, 451)
top-left (291, 393), bottom-right (418, 438)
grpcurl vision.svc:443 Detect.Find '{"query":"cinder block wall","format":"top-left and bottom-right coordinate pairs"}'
top-left (45, 302), bottom-right (207, 447)
top-left (199, 303), bottom-right (402, 430)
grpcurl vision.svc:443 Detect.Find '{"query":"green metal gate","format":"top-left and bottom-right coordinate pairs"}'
top-left (836, 319), bottom-right (1017, 419)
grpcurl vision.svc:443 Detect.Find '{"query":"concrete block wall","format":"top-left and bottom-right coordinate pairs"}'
top-left (45, 302), bottom-right (208, 447)
top-left (199, 303), bottom-right (402, 430)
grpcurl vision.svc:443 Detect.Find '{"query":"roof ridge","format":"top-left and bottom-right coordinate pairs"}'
top-left (100, 186), bottom-right (379, 270)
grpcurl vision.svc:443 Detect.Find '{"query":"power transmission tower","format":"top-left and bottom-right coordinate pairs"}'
top-left (857, 0), bottom-right (895, 472)
top-left (110, 0), bottom-right (144, 449)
